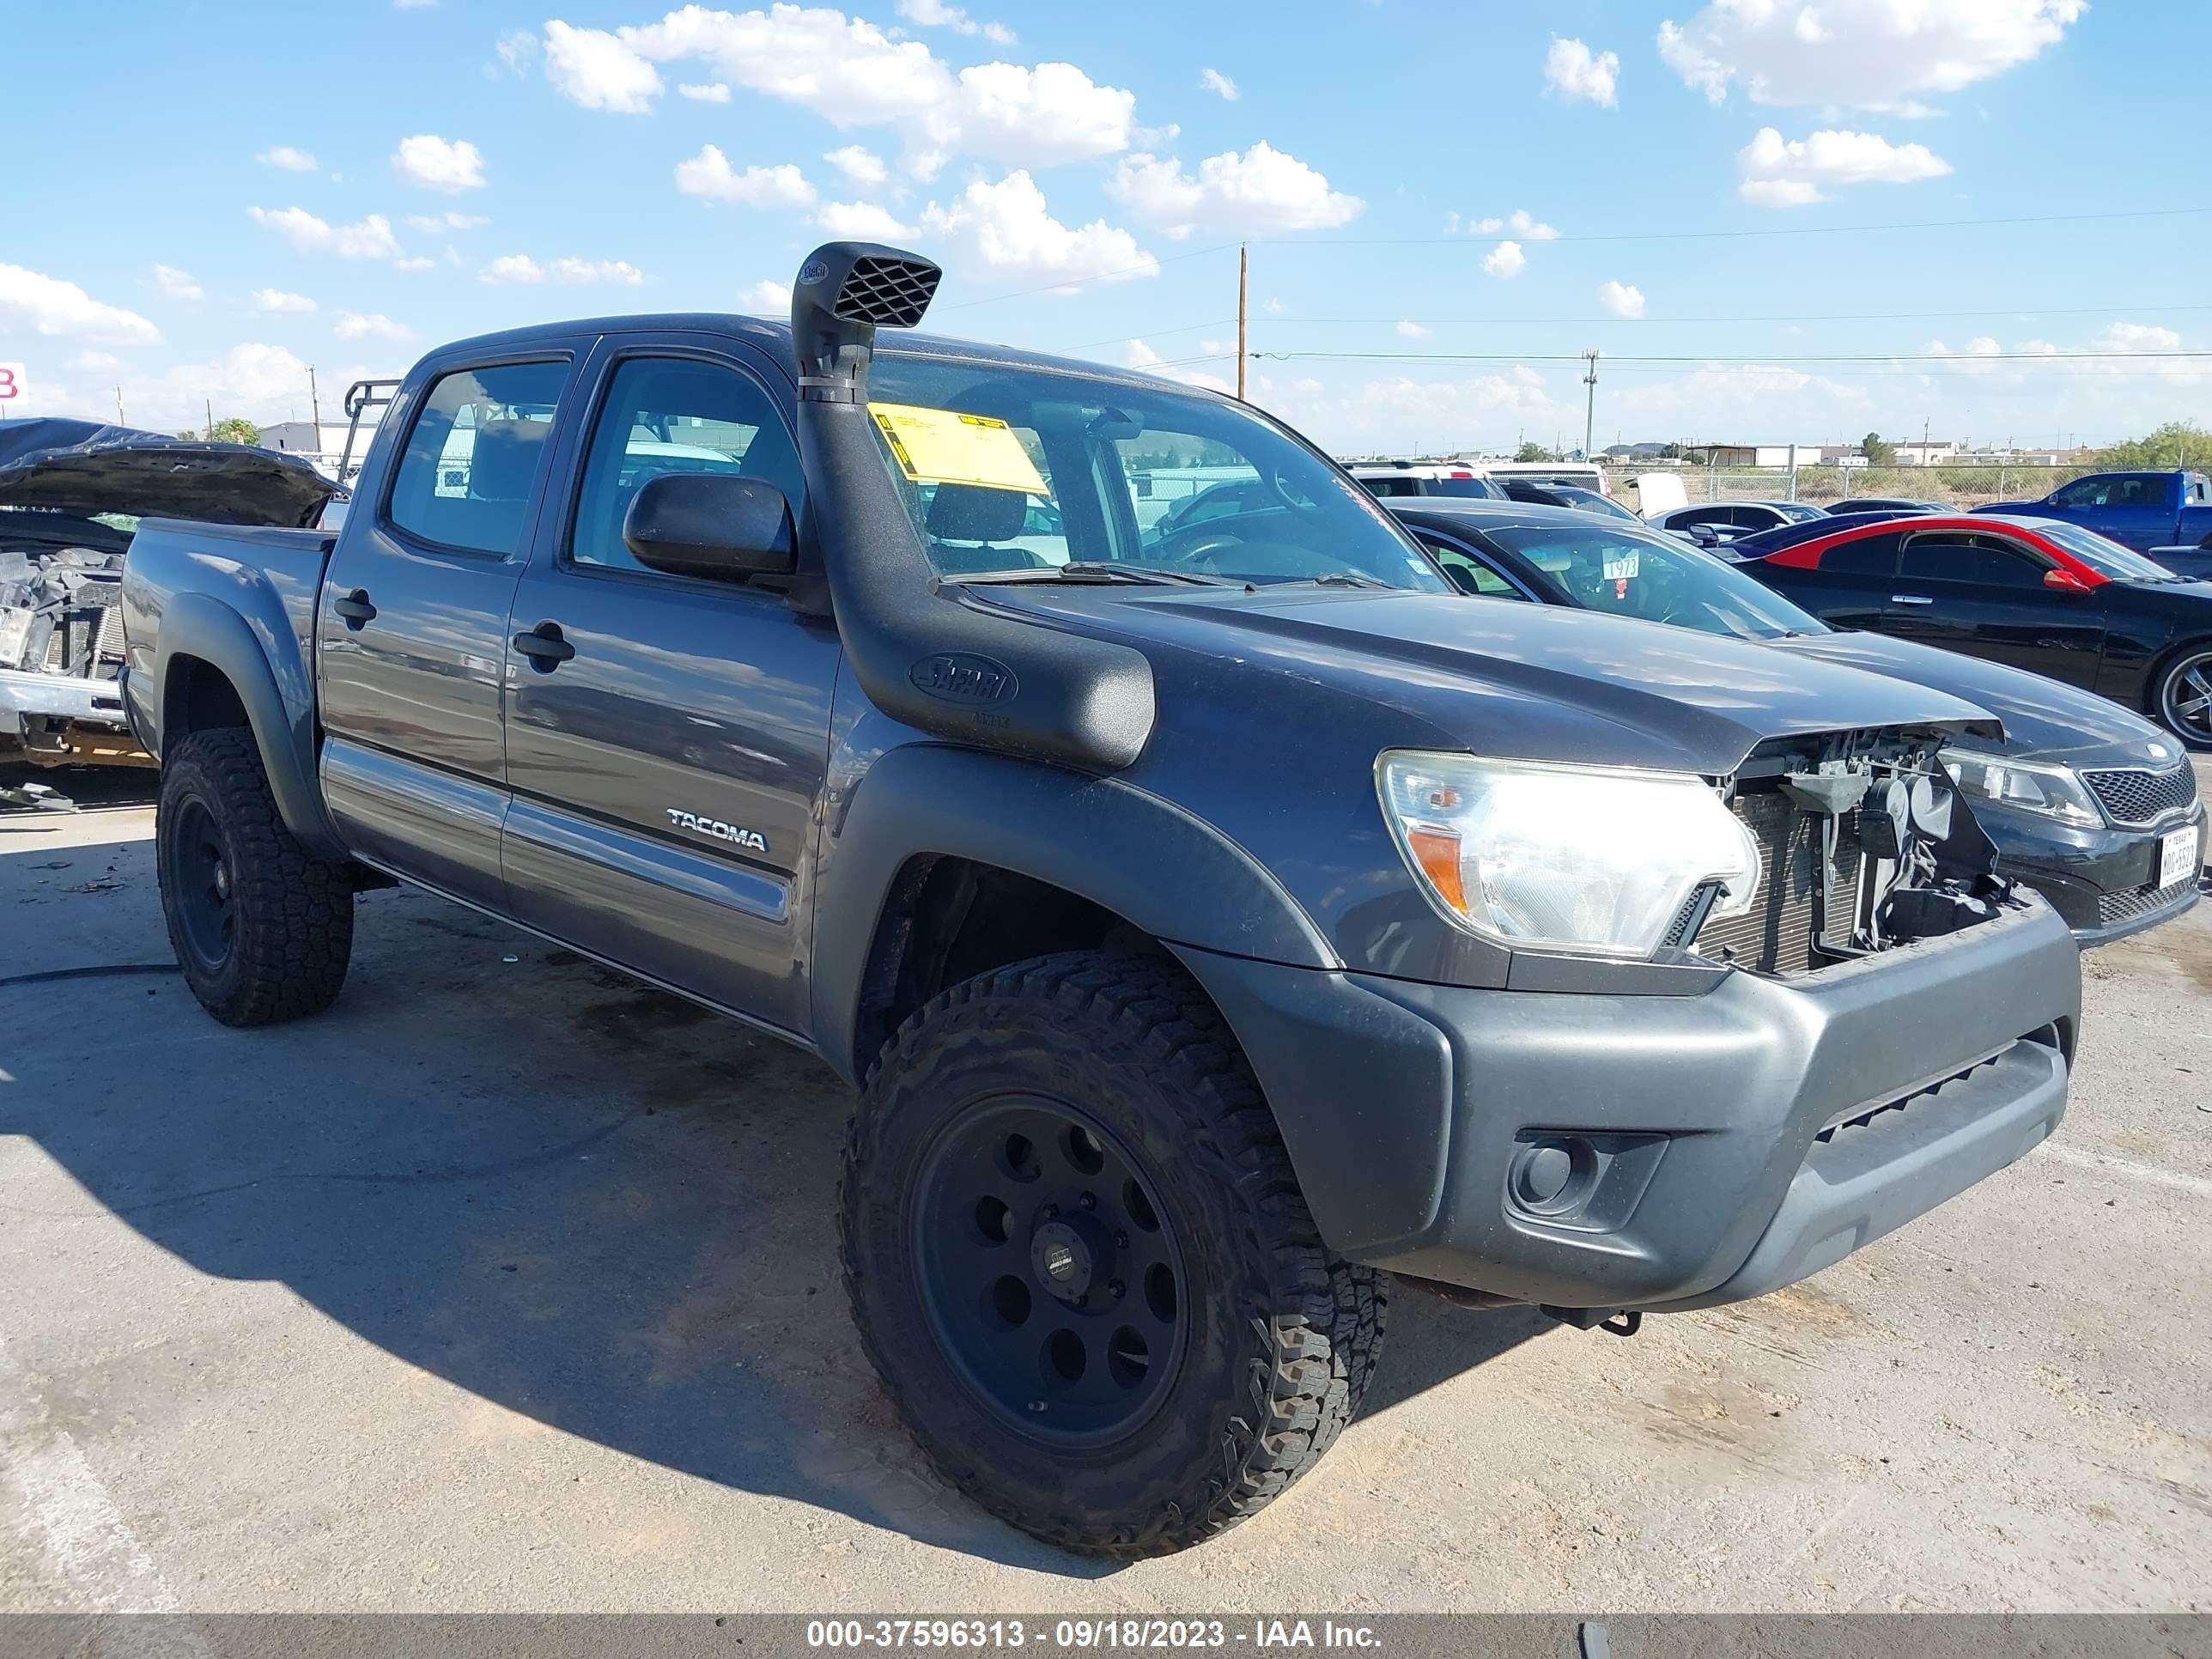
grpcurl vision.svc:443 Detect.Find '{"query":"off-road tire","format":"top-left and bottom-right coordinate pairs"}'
top-left (841, 949), bottom-right (1385, 1557)
top-left (157, 728), bottom-right (354, 1026)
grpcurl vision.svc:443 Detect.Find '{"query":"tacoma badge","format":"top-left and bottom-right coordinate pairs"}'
top-left (665, 809), bottom-right (768, 852)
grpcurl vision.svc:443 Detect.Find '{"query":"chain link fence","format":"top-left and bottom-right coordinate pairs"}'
top-left (1667, 462), bottom-right (2100, 510)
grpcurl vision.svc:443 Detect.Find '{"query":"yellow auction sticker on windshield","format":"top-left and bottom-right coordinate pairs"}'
top-left (870, 402), bottom-right (1048, 495)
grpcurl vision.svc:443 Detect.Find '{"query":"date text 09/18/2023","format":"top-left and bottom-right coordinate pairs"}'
top-left (804, 1620), bottom-right (1384, 1650)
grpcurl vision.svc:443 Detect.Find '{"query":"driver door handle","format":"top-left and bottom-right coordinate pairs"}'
top-left (331, 588), bottom-right (377, 627)
top-left (1891, 594), bottom-right (1934, 605)
top-left (512, 622), bottom-right (576, 669)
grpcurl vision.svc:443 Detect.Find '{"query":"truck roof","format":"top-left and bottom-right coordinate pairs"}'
top-left (427, 313), bottom-right (1180, 398)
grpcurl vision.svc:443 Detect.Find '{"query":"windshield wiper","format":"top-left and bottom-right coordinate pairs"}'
top-left (945, 562), bottom-right (1236, 587)
top-left (1276, 570), bottom-right (1395, 590)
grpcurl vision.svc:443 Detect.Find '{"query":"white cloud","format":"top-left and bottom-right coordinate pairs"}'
top-left (0, 264), bottom-right (161, 343)
top-left (392, 134), bottom-right (487, 191)
top-left (1737, 127), bottom-right (1952, 206)
top-left (1545, 37), bottom-right (1619, 107)
top-left (252, 288), bottom-right (319, 314)
top-left (396, 256), bottom-right (438, 272)
top-left (1104, 142), bottom-right (1361, 239)
top-left (738, 278), bottom-right (793, 313)
top-left (1598, 280), bottom-right (1645, 319)
top-left (72, 351), bottom-right (125, 374)
top-left (543, 19), bottom-right (664, 112)
top-left (918, 171), bottom-right (1156, 290)
top-left (1482, 240), bottom-right (1527, 278)
top-left (1199, 67), bottom-right (1238, 101)
top-left (479, 255), bottom-right (647, 286)
top-left (814, 200), bottom-right (911, 240)
top-left (248, 207), bottom-right (404, 260)
top-left (1396, 319), bottom-right (1430, 339)
top-left (538, 11), bottom-right (1128, 173)
top-left (1658, 0), bottom-right (2085, 112)
top-left (151, 264), bottom-right (204, 302)
top-left (2096, 322), bottom-right (2185, 355)
top-left (162, 343), bottom-right (319, 418)
top-left (335, 312), bottom-right (415, 343)
top-left (1452, 208), bottom-right (1559, 240)
top-left (895, 0), bottom-right (1013, 43)
top-left (679, 82), bottom-right (732, 101)
top-left (256, 145), bottom-right (319, 172)
top-left (824, 144), bottom-right (889, 187)
top-left (674, 146), bottom-right (817, 207)
top-left (406, 211), bottom-right (487, 232)
top-left (492, 27), bottom-right (538, 76)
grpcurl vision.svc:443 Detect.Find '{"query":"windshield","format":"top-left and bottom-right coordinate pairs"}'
top-left (1486, 523), bottom-right (1826, 641)
top-left (1556, 488), bottom-right (1640, 521)
top-left (868, 354), bottom-right (1449, 592)
top-left (2029, 520), bottom-right (2181, 582)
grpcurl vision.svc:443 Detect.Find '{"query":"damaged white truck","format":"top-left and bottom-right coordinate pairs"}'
top-left (0, 419), bottom-right (331, 778)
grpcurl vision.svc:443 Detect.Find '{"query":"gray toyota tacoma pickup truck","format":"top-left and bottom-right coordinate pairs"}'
top-left (121, 243), bottom-right (2081, 1556)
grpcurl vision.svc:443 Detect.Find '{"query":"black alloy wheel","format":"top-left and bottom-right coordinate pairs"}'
top-left (914, 1097), bottom-right (1187, 1446)
top-left (2157, 648), bottom-right (2212, 749)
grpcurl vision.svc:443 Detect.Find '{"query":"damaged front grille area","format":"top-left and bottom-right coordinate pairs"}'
top-left (1, 544), bottom-right (127, 678)
top-left (1692, 793), bottom-right (1866, 975)
top-left (1684, 731), bottom-right (2017, 978)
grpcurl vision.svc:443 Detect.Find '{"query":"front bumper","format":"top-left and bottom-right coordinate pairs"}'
top-left (0, 666), bottom-right (146, 766)
top-left (1978, 799), bottom-right (2204, 945)
top-left (1180, 896), bottom-right (2081, 1314)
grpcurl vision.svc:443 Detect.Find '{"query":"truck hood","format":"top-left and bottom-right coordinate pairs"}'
top-left (1768, 629), bottom-right (2179, 768)
top-left (0, 418), bottom-right (333, 528)
top-left (974, 584), bottom-right (2001, 775)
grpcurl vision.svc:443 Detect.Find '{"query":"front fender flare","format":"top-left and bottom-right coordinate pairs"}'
top-left (155, 592), bottom-right (345, 861)
top-left (810, 742), bottom-right (1336, 1085)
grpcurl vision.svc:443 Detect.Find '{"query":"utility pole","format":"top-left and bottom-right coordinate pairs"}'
top-left (1235, 245), bottom-right (1248, 402)
top-left (1580, 349), bottom-right (1600, 462)
top-left (205, 398), bottom-right (214, 441)
top-left (309, 365), bottom-right (323, 432)
top-left (115, 386), bottom-right (125, 425)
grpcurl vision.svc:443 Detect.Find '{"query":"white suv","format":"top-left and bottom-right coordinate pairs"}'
top-left (1346, 463), bottom-right (1504, 501)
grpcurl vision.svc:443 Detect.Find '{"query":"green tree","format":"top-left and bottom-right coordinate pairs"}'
top-left (1862, 431), bottom-right (1896, 465)
top-left (2094, 420), bottom-right (2212, 471)
top-left (1513, 441), bottom-right (1552, 463)
top-left (206, 416), bottom-right (263, 445)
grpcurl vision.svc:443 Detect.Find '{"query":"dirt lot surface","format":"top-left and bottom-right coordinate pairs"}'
top-left (3, 763), bottom-right (2208, 1614)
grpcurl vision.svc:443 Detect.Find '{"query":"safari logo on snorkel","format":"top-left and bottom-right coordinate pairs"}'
top-left (910, 653), bottom-right (1018, 706)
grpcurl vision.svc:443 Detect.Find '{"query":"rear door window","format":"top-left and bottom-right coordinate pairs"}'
top-left (1899, 531), bottom-right (2048, 586)
top-left (386, 361), bottom-right (571, 556)
top-left (1818, 532), bottom-right (1902, 576)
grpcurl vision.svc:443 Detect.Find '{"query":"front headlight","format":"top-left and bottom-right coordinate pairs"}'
top-left (1376, 751), bottom-right (1765, 957)
top-left (1939, 748), bottom-right (2103, 828)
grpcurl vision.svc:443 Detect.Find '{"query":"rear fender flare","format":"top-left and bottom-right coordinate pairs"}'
top-left (809, 742), bottom-right (1336, 1085)
top-left (155, 592), bottom-right (345, 861)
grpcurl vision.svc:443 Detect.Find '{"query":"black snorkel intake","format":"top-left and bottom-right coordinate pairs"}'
top-left (790, 241), bottom-right (1158, 772)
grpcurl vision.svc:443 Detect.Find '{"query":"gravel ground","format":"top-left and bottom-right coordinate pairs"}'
top-left (1, 762), bottom-right (2206, 1615)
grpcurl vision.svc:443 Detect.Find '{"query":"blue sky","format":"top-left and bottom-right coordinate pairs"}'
top-left (3, 0), bottom-right (2205, 453)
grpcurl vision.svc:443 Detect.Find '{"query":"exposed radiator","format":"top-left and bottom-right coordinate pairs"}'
top-left (1693, 789), bottom-right (1865, 975)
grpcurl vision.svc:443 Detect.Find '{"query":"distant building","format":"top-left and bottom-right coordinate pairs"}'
top-left (259, 418), bottom-right (381, 483)
top-left (1684, 442), bottom-right (1826, 469)
top-left (1893, 440), bottom-right (1962, 467)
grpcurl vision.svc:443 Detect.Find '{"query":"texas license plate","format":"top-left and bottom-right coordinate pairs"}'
top-left (2160, 823), bottom-right (2202, 890)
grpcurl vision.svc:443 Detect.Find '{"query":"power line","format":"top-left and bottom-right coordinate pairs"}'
top-left (1254, 204), bottom-right (2212, 249)
top-left (1064, 301), bottom-right (2212, 350)
top-left (1246, 348), bottom-right (2212, 366)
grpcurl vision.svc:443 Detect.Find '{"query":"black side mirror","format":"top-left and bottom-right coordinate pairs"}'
top-left (1443, 562), bottom-right (1486, 596)
top-left (623, 472), bottom-right (796, 582)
